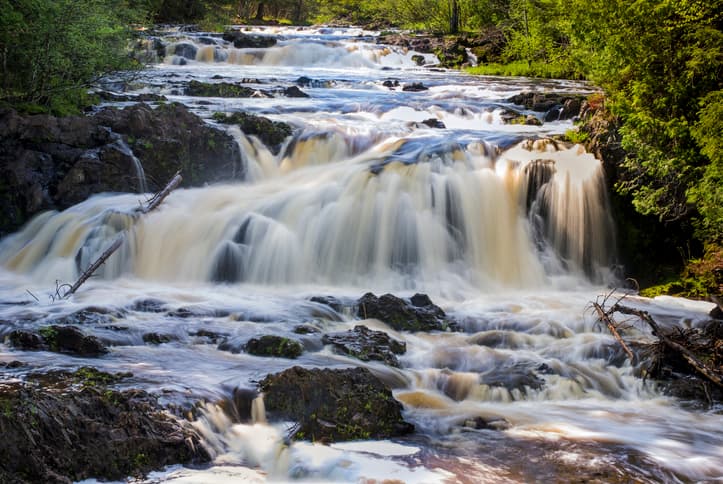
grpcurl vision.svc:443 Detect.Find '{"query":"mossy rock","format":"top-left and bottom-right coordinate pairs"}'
top-left (212, 111), bottom-right (292, 154)
top-left (357, 292), bottom-right (449, 332)
top-left (245, 335), bottom-right (303, 358)
top-left (260, 366), bottom-right (414, 442)
top-left (322, 325), bottom-right (406, 367)
top-left (185, 80), bottom-right (256, 98)
top-left (9, 325), bottom-right (107, 357)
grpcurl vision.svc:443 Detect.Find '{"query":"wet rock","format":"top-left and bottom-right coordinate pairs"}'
top-left (295, 76), bottom-right (334, 88)
top-left (96, 91), bottom-right (168, 103)
top-left (222, 31), bottom-right (277, 49)
top-left (130, 298), bottom-right (167, 313)
top-left (189, 329), bottom-right (226, 343)
top-left (185, 80), bottom-right (255, 97)
top-left (508, 92), bottom-right (586, 120)
top-left (0, 360), bottom-right (26, 369)
top-left (402, 82), bottom-right (428, 92)
top-left (309, 295), bottom-right (345, 313)
top-left (49, 307), bottom-right (120, 326)
top-left (212, 111), bottom-right (293, 154)
top-left (142, 332), bottom-right (174, 345)
top-left (421, 118), bottom-right (446, 129)
top-left (167, 306), bottom-right (229, 318)
top-left (217, 387), bottom-right (259, 423)
top-left (282, 86), bottom-right (309, 98)
top-left (382, 79), bottom-right (400, 89)
top-left (357, 292), bottom-right (448, 332)
top-left (0, 368), bottom-right (208, 482)
top-left (293, 324), bottom-right (321, 335)
top-left (173, 42), bottom-right (198, 60)
top-left (260, 366), bottom-right (414, 442)
top-left (9, 326), bottom-right (107, 357)
top-left (244, 335), bottom-right (303, 359)
top-left (411, 54), bottom-right (425, 66)
top-left (481, 366), bottom-right (545, 393)
top-left (462, 416), bottom-right (510, 431)
top-left (322, 325), bottom-right (406, 367)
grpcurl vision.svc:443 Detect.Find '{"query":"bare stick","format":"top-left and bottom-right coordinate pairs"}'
top-left (613, 304), bottom-right (722, 387)
top-left (62, 171), bottom-right (182, 298)
top-left (593, 302), bottom-right (635, 364)
top-left (141, 171), bottom-right (182, 214)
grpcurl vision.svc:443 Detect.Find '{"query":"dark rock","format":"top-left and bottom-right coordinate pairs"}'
top-left (508, 92), bottom-right (586, 121)
top-left (8, 330), bottom-right (45, 350)
top-left (217, 387), bottom-right (258, 423)
top-left (222, 31), bottom-right (277, 49)
top-left (0, 368), bottom-right (207, 482)
top-left (49, 307), bottom-right (119, 326)
top-left (130, 298), bottom-right (167, 313)
top-left (411, 54), bottom-right (425, 66)
top-left (322, 325), bottom-right (406, 367)
top-left (189, 329), bottom-right (226, 343)
top-left (293, 325), bottom-right (321, 335)
top-left (173, 42), bottom-right (197, 60)
top-left (260, 366), bottom-right (414, 442)
top-left (462, 416), bottom-right (510, 431)
top-left (309, 295), bottom-right (345, 313)
top-left (710, 305), bottom-right (723, 320)
top-left (402, 82), bottom-right (428, 92)
top-left (357, 292), bottom-right (448, 332)
top-left (142, 332), bottom-right (173, 345)
top-left (212, 111), bottom-right (293, 154)
top-left (382, 79), bottom-right (399, 89)
top-left (96, 91), bottom-right (167, 103)
top-left (282, 86), bottom-right (309, 98)
top-left (421, 118), bottom-right (445, 129)
top-left (0, 360), bottom-right (26, 369)
top-left (185, 80), bottom-right (256, 97)
top-left (45, 325), bottom-right (108, 357)
top-left (296, 76), bottom-right (313, 86)
top-left (244, 335), bottom-right (303, 359)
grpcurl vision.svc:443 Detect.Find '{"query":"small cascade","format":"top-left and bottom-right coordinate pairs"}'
top-left (109, 131), bottom-right (149, 194)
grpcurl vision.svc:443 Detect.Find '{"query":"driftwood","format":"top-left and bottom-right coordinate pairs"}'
top-left (62, 172), bottom-right (183, 298)
top-left (593, 302), bottom-right (635, 364)
top-left (612, 304), bottom-right (722, 388)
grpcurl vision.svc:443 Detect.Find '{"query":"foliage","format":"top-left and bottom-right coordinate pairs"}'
top-left (0, 0), bottom-right (145, 115)
top-left (466, 60), bottom-right (575, 79)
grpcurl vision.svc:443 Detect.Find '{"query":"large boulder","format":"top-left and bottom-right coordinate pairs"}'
top-left (244, 335), bottom-right (303, 358)
top-left (212, 111), bottom-right (292, 154)
top-left (184, 80), bottom-right (256, 97)
top-left (0, 104), bottom-right (244, 236)
top-left (357, 292), bottom-right (449, 332)
top-left (260, 366), bottom-right (414, 442)
top-left (0, 368), bottom-right (208, 483)
top-left (322, 325), bottom-right (406, 367)
top-left (8, 325), bottom-right (108, 357)
top-left (222, 31), bottom-right (277, 49)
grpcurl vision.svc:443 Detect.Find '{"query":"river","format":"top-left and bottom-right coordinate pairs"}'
top-left (0, 26), bottom-right (721, 482)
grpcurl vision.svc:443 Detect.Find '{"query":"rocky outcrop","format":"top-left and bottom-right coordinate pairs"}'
top-left (8, 325), bottom-right (108, 357)
top-left (244, 335), bottom-right (303, 358)
top-left (357, 292), bottom-right (450, 332)
top-left (508, 92), bottom-right (587, 121)
top-left (260, 366), bottom-right (414, 442)
top-left (0, 368), bottom-right (208, 483)
top-left (0, 103), bottom-right (245, 236)
top-left (185, 80), bottom-right (256, 97)
top-left (322, 325), bottom-right (406, 367)
top-left (212, 111), bottom-right (293, 154)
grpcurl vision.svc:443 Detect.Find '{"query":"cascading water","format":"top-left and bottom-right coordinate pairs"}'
top-left (0, 26), bottom-right (720, 483)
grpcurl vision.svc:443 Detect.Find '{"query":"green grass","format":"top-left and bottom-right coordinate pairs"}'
top-left (466, 60), bottom-right (582, 80)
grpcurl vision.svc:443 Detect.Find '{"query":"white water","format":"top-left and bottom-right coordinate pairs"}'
top-left (2, 26), bottom-right (721, 483)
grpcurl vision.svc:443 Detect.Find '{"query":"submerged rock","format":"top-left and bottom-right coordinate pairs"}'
top-left (0, 368), bottom-right (208, 482)
top-left (212, 111), bottom-right (293, 154)
top-left (357, 292), bottom-right (449, 332)
top-left (244, 335), bottom-right (303, 358)
top-left (9, 325), bottom-right (108, 357)
top-left (322, 325), bottom-right (406, 367)
top-left (260, 366), bottom-right (414, 442)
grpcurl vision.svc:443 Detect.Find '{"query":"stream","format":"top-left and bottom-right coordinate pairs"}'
top-left (1, 26), bottom-right (721, 482)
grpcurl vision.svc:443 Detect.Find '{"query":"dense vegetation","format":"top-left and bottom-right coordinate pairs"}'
top-left (0, 0), bottom-right (720, 295)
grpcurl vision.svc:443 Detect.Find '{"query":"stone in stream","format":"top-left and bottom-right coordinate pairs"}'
top-left (0, 368), bottom-right (208, 482)
top-left (357, 292), bottom-right (450, 332)
top-left (222, 30), bottom-right (277, 49)
top-left (211, 111), bottom-right (293, 154)
top-left (260, 366), bottom-right (414, 442)
top-left (9, 325), bottom-right (108, 357)
top-left (322, 325), bottom-right (406, 367)
top-left (185, 80), bottom-right (256, 97)
top-left (282, 85), bottom-right (309, 98)
top-left (402, 82), bottom-right (428, 92)
top-left (244, 335), bottom-right (304, 359)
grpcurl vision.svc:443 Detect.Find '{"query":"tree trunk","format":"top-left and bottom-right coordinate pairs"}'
top-left (449, 0), bottom-right (460, 34)
top-left (255, 1), bottom-right (265, 20)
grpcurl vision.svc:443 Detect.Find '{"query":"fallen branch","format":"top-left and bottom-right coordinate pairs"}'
top-left (593, 302), bottom-right (635, 364)
top-left (62, 171), bottom-right (183, 298)
top-left (613, 304), bottom-right (722, 388)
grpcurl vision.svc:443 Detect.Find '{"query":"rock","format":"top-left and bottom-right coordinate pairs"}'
top-left (322, 325), bottom-right (406, 367)
top-left (382, 79), bottom-right (400, 89)
top-left (462, 416), bottom-right (510, 431)
top-left (260, 366), bottom-right (414, 442)
top-left (411, 54), bottom-right (425, 66)
top-left (130, 298), bottom-right (167, 313)
top-left (422, 118), bottom-right (446, 129)
top-left (142, 332), bottom-right (174, 345)
top-left (212, 111), bottom-right (293, 154)
top-left (402, 82), bottom-right (428, 92)
top-left (508, 92), bottom-right (586, 121)
top-left (185, 80), bottom-right (256, 97)
top-left (9, 326), bottom-right (107, 357)
top-left (222, 31), bottom-right (277, 49)
top-left (96, 91), bottom-right (168, 103)
top-left (293, 325), bottom-right (320, 335)
top-left (282, 86), bottom-right (309, 98)
top-left (0, 368), bottom-right (208, 482)
top-left (173, 42), bottom-right (197, 60)
top-left (244, 335), bottom-right (303, 358)
top-left (309, 295), bottom-right (345, 313)
top-left (357, 292), bottom-right (448, 332)
top-left (216, 387), bottom-right (259, 423)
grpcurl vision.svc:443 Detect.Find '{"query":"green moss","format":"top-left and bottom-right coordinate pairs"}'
top-left (38, 326), bottom-right (58, 351)
top-left (564, 128), bottom-right (589, 144)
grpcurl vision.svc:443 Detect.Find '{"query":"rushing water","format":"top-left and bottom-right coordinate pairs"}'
top-left (1, 26), bottom-right (721, 482)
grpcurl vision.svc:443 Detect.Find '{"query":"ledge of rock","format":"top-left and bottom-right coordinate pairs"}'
top-left (322, 325), bottom-right (406, 367)
top-left (260, 366), bottom-right (414, 442)
top-left (357, 292), bottom-right (450, 332)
